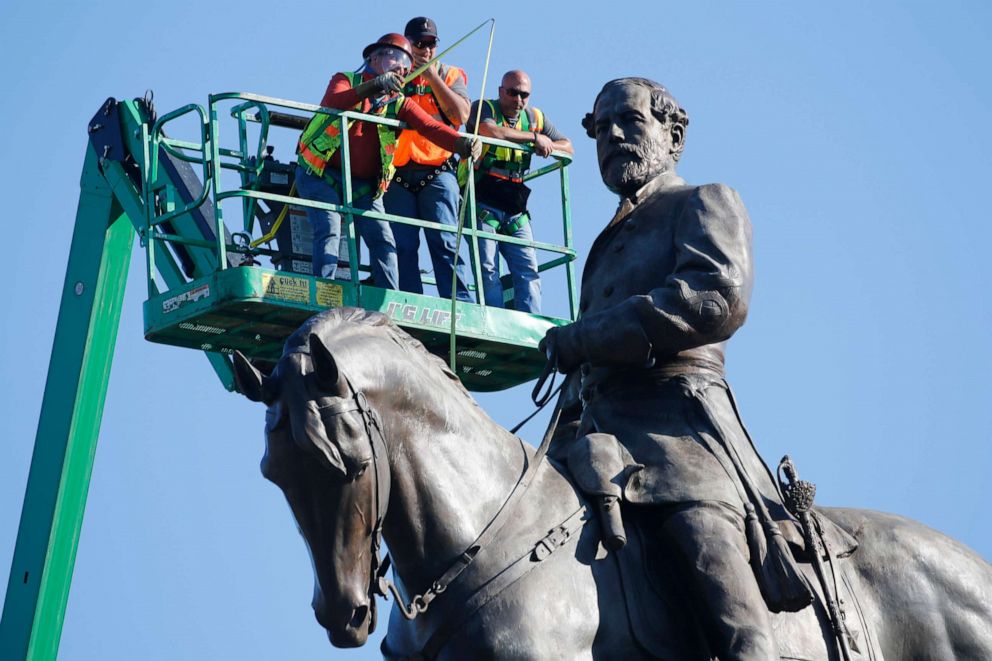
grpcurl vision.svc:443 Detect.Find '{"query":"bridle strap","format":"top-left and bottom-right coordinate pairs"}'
top-left (379, 379), bottom-right (566, 621)
top-left (324, 373), bottom-right (392, 608)
top-left (325, 364), bottom-right (568, 630)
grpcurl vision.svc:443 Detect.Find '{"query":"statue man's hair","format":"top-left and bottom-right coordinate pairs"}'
top-left (582, 77), bottom-right (690, 161)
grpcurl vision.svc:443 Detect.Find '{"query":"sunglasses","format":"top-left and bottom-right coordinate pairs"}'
top-left (502, 87), bottom-right (530, 100)
top-left (413, 39), bottom-right (438, 49)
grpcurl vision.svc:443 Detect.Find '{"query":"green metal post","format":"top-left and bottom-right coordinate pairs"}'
top-left (339, 113), bottom-right (362, 304)
top-left (466, 173), bottom-right (488, 308)
top-left (208, 103), bottom-right (228, 270)
top-left (0, 145), bottom-right (135, 660)
top-left (560, 165), bottom-right (578, 320)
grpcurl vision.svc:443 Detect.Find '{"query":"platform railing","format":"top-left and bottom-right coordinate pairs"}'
top-left (142, 91), bottom-right (579, 320)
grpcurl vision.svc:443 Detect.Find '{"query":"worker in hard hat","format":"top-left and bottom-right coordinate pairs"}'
top-left (468, 70), bottom-right (573, 313)
top-left (384, 17), bottom-right (474, 301)
top-left (296, 33), bottom-right (481, 286)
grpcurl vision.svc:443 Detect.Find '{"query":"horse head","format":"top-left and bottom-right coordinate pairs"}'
top-left (233, 328), bottom-right (390, 648)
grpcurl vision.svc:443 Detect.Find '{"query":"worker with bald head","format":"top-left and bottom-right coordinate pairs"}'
top-left (468, 70), bottom-right (573, 313)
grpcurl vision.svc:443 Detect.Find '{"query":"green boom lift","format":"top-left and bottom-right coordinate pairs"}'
top-left (0, 92), bottom-right (577, 659)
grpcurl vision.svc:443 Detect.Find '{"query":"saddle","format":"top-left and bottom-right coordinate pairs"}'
top-left (567, 433), bottom-right (884, 660)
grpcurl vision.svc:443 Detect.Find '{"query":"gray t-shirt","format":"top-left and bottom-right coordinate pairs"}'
top-left (469, 99), bottom-right (566, 142)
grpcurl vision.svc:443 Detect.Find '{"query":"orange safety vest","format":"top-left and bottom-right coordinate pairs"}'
top-left (297, 70), bottom-right (404, 199)
top-left (392, 64), bottom-right (467, 168)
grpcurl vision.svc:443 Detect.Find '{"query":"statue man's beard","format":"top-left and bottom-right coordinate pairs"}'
top-left (601, 142), bottom-right (670, 195)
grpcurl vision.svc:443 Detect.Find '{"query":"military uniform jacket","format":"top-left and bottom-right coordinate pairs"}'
top-left (554, 171), bottom-right (784, 514)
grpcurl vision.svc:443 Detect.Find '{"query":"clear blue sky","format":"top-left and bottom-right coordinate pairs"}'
top-left (2, 2), bottom-right (990, 659)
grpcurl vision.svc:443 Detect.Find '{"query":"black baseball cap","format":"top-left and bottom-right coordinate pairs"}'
top-left (404, 17), bottom-right (438, 41)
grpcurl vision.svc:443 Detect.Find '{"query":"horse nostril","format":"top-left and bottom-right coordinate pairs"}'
top-left (349, 604), bottom-right (369, 628)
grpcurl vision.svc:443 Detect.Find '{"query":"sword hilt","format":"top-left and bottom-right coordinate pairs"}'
top-left (778, 455), bottom-right (817, 515)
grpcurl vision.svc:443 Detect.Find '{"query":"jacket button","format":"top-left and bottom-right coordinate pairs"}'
top-left (604, 285), bottom-right (614, 297)
top-left (613, 242), bottom-right (624, 252)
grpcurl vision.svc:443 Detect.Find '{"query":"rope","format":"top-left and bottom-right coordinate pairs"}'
top-left (449, 18), bottom-right (496, 372)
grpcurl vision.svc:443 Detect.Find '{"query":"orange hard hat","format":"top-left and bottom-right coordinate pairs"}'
top-left (362, 33), bottom-right (414, 62)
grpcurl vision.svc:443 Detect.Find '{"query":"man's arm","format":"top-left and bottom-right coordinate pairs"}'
top-left (546, 184), bottom-right (753, 371)
top-left (421, 64), bottom-right (470, 126)
top-left (399, 99), bottom-right (480, 158)
top-left (540, 118), bottom-right (574, 156)
top-left (477, 115), bottom-right (574, 158)
top-left (319, 71), bottom-right (403, 108)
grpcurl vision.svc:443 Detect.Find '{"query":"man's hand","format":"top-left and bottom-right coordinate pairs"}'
top-left (455, 136), bottom-right (482, 160)
top-left (417, 58), bottom-right (440, 81)
top-left (373, 71), bottom-right (404, 94)
top-left (533, 132), bottom-right (554, 158)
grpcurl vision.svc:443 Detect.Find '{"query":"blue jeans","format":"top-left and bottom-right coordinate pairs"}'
top-left (383, 167), bottom-right (472, 301)
top-left (294, 165), bottom-right (397, 288)
top-left (475, 205), bottom-right (541, 313)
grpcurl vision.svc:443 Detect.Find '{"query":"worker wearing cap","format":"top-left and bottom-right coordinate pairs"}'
top-left (383, 17), bottom-right (473, 301)
top-left (468, 70), bottom-right (573, 313)
top-left (296, 33), bottom-right (480, 286)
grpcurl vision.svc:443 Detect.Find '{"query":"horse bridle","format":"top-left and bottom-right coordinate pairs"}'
top-left (315, 375), bottom-right (393, 627)
top-left (318, 363), bottom-right (566, 628)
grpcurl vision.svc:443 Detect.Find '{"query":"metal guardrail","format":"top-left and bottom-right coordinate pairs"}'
top-left (142, 91), bottom-right (579, 319)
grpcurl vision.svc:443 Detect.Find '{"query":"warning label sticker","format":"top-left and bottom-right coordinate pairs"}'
top-left (162, 284), bottom-right (210, 314)
top-left (261, 273), bottom-right (309, 303)
top-left (316, 282), bottom-right (344, 308)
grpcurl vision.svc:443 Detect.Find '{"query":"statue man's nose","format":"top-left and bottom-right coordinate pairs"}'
top-left (609, 124), bottom-right (624, 142)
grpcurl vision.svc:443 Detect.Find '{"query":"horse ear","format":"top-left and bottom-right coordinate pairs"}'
top-left (309, 333), bottom-right (347, 396)
top-left (233, 351), bottom-right (269, 402)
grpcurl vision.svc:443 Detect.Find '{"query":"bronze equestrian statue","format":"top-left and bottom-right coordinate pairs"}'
top-left (541, 77), bottom-right (804, 658)
top-left (231, 78), bottom-right (992, 659)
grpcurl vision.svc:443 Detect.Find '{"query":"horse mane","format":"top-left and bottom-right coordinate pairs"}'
top-left (281, 307), bottom-right (471, 398)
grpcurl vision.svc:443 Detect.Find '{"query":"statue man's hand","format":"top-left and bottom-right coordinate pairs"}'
top-left (533, 132), bottom-right (554, 158)
top-left (540, 325), bottom-right (583, 373)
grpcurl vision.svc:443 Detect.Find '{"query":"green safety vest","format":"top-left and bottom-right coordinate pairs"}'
top-left (297, 70), bottom-right (404, 199)
top-left (477, 100), bottom-right (545, 182)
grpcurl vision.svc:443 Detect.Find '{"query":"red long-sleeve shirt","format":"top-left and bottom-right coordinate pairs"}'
top-left (319, 71), bottom-right (461, 180)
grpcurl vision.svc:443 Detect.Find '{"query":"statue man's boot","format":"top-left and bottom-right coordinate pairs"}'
top-left (661, 502), bottom-right (778, 660)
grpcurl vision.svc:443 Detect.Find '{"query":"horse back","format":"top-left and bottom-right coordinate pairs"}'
top-left (824, 507), bottom-right (992, 660)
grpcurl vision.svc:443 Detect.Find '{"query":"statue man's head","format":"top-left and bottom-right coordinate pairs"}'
top-left (582, 78), bottom-right (689, 196)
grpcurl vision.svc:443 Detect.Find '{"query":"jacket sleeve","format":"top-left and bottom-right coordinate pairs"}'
top-left (554, 184), bottom-right (754, 369)
top-left (398, 99), bottom-right (461, 152)
top-left (320, 72), bottom-right (361, 109)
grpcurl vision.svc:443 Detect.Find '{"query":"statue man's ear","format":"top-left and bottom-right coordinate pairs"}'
top-left (670, 123), bottom-right (685, 152)
top-left (309, 333), bottom-right (347, 396)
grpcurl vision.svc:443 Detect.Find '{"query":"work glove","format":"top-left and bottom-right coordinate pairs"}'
top-left (455, 136), bottom-right (483, 161)
top-left (373, 71), bottom-right (405, 94)
top-left (539, 324), bottom-right (584, 374)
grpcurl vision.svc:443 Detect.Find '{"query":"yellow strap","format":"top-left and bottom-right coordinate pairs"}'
top-left (249, 181), bottom-right (297, 248)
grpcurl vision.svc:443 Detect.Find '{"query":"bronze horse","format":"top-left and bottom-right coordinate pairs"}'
top-left (233, 308), bottom-right (992, 659)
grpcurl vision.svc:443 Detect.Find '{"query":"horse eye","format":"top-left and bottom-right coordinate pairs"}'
top-left (353, 463), bottom-right (369, 480)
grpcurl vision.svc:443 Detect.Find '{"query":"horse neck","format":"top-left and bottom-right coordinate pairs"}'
top-left (362, 351), bottom-right (528, 593)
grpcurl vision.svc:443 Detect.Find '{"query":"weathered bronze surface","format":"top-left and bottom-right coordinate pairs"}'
top-left (234, 77), bottom-right (992, 659)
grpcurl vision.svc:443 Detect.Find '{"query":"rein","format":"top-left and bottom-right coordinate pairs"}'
top-left (319, 374), bottom-right (392, 625)
top-left (326, 357), bottom-right (564, 626)
top-left (376, 370), bottom-right (565, 620)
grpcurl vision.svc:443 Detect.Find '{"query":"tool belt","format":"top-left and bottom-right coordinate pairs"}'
top-left (479, 208), bottom-right (530, 236)
top-left (475, 173), bottom-right (531, 216)
top-left (392, 158), bottom-right (456, 195)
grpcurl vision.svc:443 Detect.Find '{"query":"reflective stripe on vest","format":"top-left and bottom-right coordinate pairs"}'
top-left (393, 64), bottom-right (467, 168)
top-left (477, 100), bottom-right (545, 182)
top-left (297, 70), bottom-right (404, 199)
